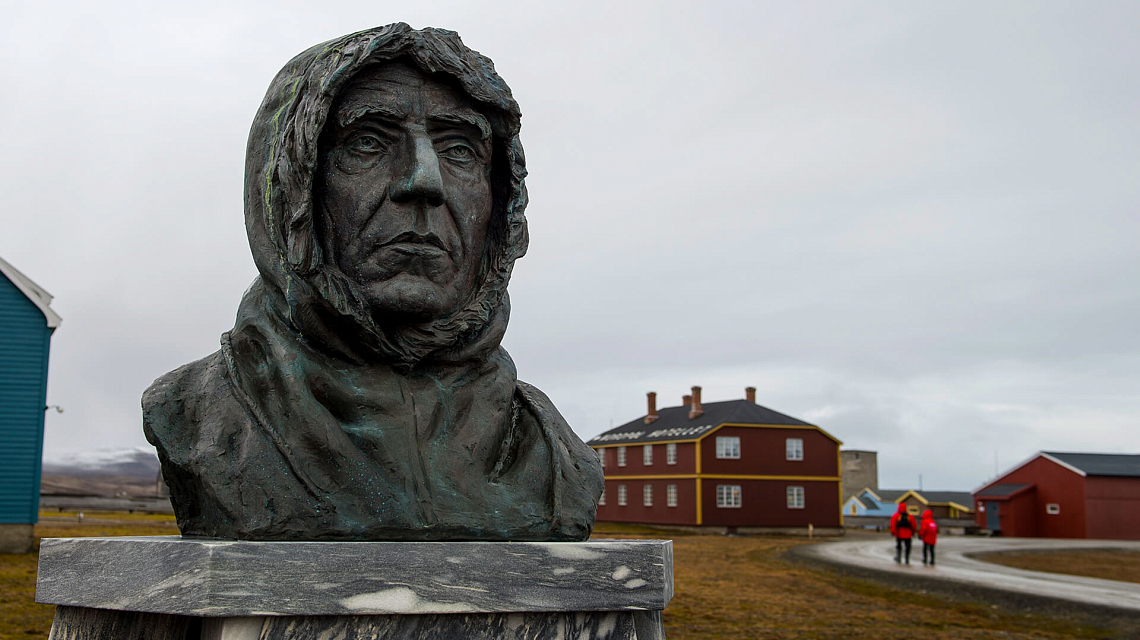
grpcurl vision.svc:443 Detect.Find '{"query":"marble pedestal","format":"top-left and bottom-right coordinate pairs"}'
top-left (36, 536), bottom-right (673, 639)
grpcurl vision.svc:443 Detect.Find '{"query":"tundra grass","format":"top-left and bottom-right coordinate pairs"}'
top-left (594, 530), bottom-right (1120, 640)
top-left (0, 519), bottom-right (177, 638)
top-left (38, 510), bottom-right (177, 523)
top-left (979, 549), bottom-right (1140, 586)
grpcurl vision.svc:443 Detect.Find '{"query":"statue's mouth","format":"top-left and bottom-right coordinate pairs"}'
top-left (380, 231), bottom-right (449, 256)
top-left (384, 244), bottom-right (447, 259)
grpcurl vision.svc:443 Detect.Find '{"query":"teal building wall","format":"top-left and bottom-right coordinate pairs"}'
top-left (0, 272), bottom-right (53, 524)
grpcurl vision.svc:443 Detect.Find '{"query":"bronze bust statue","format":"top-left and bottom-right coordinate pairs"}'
top-left (143, 24), bottom-right (603, 541)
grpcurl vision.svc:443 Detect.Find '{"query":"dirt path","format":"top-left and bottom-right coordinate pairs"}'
top-left (797, 536), bottom-right (1140, 613)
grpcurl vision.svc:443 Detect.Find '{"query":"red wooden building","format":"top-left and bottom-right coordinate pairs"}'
top-left (972, 452), bottom-right (1140, 539)
top-left (589, 386), bottom-right (843, 531)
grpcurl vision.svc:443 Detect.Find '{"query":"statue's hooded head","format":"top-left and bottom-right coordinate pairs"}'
top-left (244, 24), bottom-right (527, 370)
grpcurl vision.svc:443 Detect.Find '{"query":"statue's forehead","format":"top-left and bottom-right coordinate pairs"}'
top-left (333, 63), bottom-right (489, 137)
top-left (343, 62), bottom-right (437, 90)
top-left (336, 64), bottom-right (470, 117)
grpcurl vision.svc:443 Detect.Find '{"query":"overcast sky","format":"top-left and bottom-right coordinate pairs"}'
top-left (3, 1), bottom-right (1137, 491)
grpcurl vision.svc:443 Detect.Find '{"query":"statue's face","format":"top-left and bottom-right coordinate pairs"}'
top-left (317, 63), bottom-right (494, 323)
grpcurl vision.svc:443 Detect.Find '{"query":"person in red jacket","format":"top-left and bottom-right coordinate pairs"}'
top-left (890, 503), bottom-right (916, 564)
top-left (919, 509), bottom-right (939, 566)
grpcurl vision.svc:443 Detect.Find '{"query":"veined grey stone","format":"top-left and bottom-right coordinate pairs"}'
top-left (49, 607), bottom-right (666, 640)
top-left (36, 537), bottom-right (673, 617)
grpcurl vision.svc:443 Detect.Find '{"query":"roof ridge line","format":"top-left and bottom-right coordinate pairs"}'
top-left (0, 254), bottom-right (62, 328)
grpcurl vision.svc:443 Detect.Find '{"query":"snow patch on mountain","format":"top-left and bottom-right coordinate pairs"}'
top-left (42, 447), bottom-right (160, 479)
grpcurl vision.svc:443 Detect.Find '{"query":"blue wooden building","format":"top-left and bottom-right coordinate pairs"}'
top-left (0, 256), bottom-right (60, 553)
top-left (842, 488), bottom-right (908, 518)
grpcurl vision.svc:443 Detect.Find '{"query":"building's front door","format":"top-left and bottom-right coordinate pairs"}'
top-left (985, 501), bottom-right (1000, 531)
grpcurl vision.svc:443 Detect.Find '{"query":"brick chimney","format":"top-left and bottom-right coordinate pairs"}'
top-left (644, 392), bottom-right (659, 424)
top-left (682, 394), bottom-right (692, 407)
top-left (745, 387), bottom-right (756, 403)
top-left (689, 386), bottom-right (704, 419)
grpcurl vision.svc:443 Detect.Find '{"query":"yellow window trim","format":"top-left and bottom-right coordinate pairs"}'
top-left (605, 474), bottom-right (699, 480)
top-left (837, 448), bottom-right (845, 527)
top-left (602, 473), bottom-right (839, 482)
top-left (702, 474), bottom-right (840, 481)
top-left (695, 477), bottom-right (702, 525)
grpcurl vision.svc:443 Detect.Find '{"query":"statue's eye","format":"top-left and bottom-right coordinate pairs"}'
top-left (440, 142), bottom-right (476, 163)
top-left (348, 134), bottom-right (384, 153)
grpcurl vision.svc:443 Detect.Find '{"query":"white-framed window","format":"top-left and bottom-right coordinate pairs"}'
top-left (666, 443), bottom-right (677, 465)
top-left (785, 437), bottom-right (804, 461)
top-left (715, 436), bottom-right (740, 459)
top-left (786, 486), bottom-right (805, 509)
top-left (643, 484), bottom-right (653, 506)
top-left (716, 485), bottom-right (742, 508)
top-left (597, 448), bottom-right (606, 468)
top-left (617, 446), bottom-right (627, 467)
top-left (599, 489), bottom-right (606, 506)
top-left (1046, 503), bottom-right (1060, 515)
top-left (667, 484), bottom-right (678, 507)
top-left (643, 444), bottom-right (653, 466)
top-left (617, 484), bottom-right (627, 506)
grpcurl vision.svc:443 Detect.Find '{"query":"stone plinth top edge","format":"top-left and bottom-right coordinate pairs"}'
top-left (36, 537), bottom-right (673, 617)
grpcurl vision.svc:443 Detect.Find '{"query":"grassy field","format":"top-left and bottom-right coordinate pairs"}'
top-left (592, 524), bottom-right (1124, 639)
top-left (1, 513), bottom-right (179, 638)
top-left (979, 549), bottom-right (1140, 586)
top-left (0, 517), bottom-right (1128, 639)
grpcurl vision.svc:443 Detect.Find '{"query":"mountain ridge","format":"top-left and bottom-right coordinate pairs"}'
top-left (42, 447), bottom-right (160, 480)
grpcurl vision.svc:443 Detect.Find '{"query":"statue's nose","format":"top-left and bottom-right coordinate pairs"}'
top-left (389, 133), bottom-right (445, 207)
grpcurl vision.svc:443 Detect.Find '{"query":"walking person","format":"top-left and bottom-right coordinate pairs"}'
top-left (890, 503), bottom-right (915, 564)
top-left (919, 509), bottom-right (938, 566)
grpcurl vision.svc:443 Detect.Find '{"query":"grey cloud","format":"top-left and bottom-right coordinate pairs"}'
top-left (3, 1), bottom-right (1137, 491)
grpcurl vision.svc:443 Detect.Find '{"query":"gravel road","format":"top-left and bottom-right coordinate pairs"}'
top-left (797, 535), bottom-right (1140, 612)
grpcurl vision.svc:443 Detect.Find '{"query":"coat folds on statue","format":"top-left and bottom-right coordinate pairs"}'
top-left (143, 24), bottom-right (603, 542)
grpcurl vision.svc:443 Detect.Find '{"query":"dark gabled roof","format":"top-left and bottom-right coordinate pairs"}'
top-left (1044, 452), bottom-right (1140, 478)
top-left (587, 399), bottom-right (814, 446)
top-left (873, 489), bottom-right (910, 503)
top-left (976, 483), bottom-right (1032, 498)
top-left (881, 490), bottom-right (975, 509)
top-left (916, 491), bottom-right (974, 506)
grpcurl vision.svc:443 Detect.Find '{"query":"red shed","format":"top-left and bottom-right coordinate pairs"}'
top-left (973, 452), bottom-right (1140, 539)
top-left (589, 386), bottom-right (843, 532)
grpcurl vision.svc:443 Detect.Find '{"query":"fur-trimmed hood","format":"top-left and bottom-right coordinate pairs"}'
top-left (244, 22), bottom-right (529, 369)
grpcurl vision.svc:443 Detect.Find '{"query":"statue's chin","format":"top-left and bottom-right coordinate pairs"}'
top-left (360, 276), bottom-right (463, 325)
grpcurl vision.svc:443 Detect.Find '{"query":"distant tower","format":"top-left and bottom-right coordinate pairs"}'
top-left (840, 450), bottom-right (878, 503)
